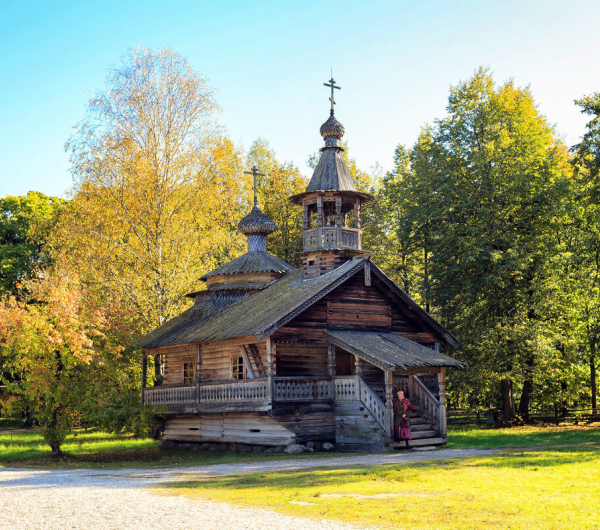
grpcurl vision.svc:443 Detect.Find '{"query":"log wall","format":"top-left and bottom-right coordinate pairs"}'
top-left (275, 343), bottom-right (328, 377)
top-left (272, 402), bottom-right (336, 442)
top-left (163, 413), bottom-right (295, 446)
top-left (158, 345), bottom-right (196, 386)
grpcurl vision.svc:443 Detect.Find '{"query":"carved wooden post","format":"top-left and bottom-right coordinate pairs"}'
top-left (335, 196), bottom-right (342, 246)
top-left (364, 260), bottom-right (371, 286)
top-left (141, 352), bottom-right (147, 404)
top-left (302, 203), bottom-right (309, 230)
top-left (328, 343), bottom-right (336, 378)
top-left (385, 369), bottom-right (394, 440)
top-left (196, 344), bottom-right (202, 406)
top-left (328, 343), bottom-right (336, 399)
top-left (438, 368), bottom-right (447, 436)
top-left (354, 198), bottom-right (362, 250)
top-left (354, 355), bottom-right (362, 400)
top-left (316, 195), bottom-right (324, 248)
top-left (266, 338), bottom-right (275, 402)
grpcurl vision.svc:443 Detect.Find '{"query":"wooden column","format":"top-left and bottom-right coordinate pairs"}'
top-left (196, 343), bottom-right (202, 406)
top-left (335, 196), bottom-right (342, 246)
top-left (354, 355), bottom-right (362, 400)
top-left (302, 203), bottom-right (309, 230)
top-left (354, 198), bottom-right (362, 250)
top-left (328, 343), bottom-right (336, 378)
top-left (316, 195), bottom-right (324, 249)
top-left (266, 338), bottom-right (275, 402)
top-left (141, 353), bottom-right (147, 404)
top-left (438, 368), bottom-right (447, 436)
top-left (384, 369), bottom-right (394, 440)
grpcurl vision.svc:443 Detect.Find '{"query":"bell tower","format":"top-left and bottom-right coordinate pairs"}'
top-left (289, 77), bottom-right (374, 279)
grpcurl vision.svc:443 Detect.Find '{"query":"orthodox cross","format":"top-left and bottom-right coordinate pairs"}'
top-left (324, 75), bottom-right (341, 113)
top-left (244, 166), bottom-right (265, 207)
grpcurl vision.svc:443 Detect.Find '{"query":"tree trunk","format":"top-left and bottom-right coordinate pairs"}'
top-left (51, 444), bottom-right (62, 457)
top-left (501, 379), bottom-right (515, 426)
top-left (591, 343), bottom-right (597, 412)
top-left (23, 409), bottom-right (36, 428)
top-left (519, 379), bottom-right (534, 420)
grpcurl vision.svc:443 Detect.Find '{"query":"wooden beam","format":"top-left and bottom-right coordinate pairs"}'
top-left (438, 368), bottom-right (447, 435)
top-left (364, 260), bottom-right (371, 286)
top-left (266, 337), bottom-right (275, 401)
top-left (240, 346), bottom-right (256, 379)
top-left (385, 369), bottom-right (394, 440)
top-left (196, 343), bottom-right (202, 406)
top-left (328, 343), bottom-right (336, 378)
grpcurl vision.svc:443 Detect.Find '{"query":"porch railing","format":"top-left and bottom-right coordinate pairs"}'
top-left (410, 375), bottom-right (442, 434)
top-left (143, 385), bottom-right (196, 406)
top-left (334, 376), bottom-right (356, 401)
top-left (200, 378), bottom-right (269, 402)
top-left (358, 376), bottom-right (386, 430)
top-left (303, 227), bottom-right (361, 251)
top-left (273, 377), bottom-right (333, 401)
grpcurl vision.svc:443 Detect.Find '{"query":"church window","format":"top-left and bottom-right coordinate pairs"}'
top-left (182, 361), bottom-right (194, 385)
top-left (232, 356), bottom-right (246, 380)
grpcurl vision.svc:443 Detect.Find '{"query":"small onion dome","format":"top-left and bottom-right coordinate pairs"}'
top-left (238, 205), bottom-right (277, 236)
top-left (320, 112), bottom-right (345, 147)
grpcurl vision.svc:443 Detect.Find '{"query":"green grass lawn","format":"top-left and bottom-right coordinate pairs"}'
top-left (2, 421), bottom-right (600, 470)
top-left (446, 422), bottom-right (600, 449)
top-left (165, 446), bottom-right (600, 529)
top-left (0, 428), bottom-right (344, 469)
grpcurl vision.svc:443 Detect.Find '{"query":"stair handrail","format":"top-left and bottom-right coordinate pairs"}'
top-left (410, 374), bottom-right (441, 434)
top-left (358, 376), bottom-right (386, 430)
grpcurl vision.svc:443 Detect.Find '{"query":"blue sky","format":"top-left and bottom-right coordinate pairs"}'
top-left (1, 0), bottom-right (599, 198)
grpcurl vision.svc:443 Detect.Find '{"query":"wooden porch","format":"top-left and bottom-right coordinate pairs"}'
top-left (143, 372), bottom-right (447, 446)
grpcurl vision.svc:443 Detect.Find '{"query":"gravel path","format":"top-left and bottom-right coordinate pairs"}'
top-left (0, 448), bottom-right (497, 530)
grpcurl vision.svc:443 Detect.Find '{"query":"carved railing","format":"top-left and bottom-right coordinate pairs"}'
top-left (334, 376), bottom-right (357, 401)
top-left (143, 385), bottom-right (196, 406)
top-left (273, 378), bottom-right (333, 401)
top-left (415, 373), bottom-right (440, 399)
top-left (303, 228), bottom-right (318, 250)
top-left (303, 227), bottom-right (361, 251)
top-left (410, 375), bottom-right (441, 434)
top-left (341, 228), bottom-right (359, 248)
top-left (358, 376), bottom-right (386, 430)
top-left (200, 378), bottom-right (269, 402)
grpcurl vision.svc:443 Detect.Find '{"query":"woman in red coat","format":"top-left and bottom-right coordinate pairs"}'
top-left (394, 390), bottom-right (413, 449)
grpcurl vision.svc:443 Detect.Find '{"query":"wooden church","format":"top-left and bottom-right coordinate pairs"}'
top-left (139, 80), bottom-right (465, 451)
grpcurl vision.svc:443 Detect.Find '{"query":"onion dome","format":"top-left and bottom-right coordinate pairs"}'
top-left (320, 111), bottom-right (345, 147)
top-left (238, 205), bottom-right (277, 236)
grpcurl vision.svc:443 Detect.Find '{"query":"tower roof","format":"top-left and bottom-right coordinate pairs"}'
top-left (289, 78), bottom-right (374, 205)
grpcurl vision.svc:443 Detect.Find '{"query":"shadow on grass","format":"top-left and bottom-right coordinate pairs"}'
top-left (166, 445), bottom-right (600, 496)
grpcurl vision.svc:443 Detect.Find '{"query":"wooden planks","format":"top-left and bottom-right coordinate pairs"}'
top-left (275, 343), bottom-right (328, 377)
top-left (163, 413), bottom-right (295, 446)
top-left (272, 402), bottom-right (336, 442)
top-left (163, 346), bottom-right (196, 385)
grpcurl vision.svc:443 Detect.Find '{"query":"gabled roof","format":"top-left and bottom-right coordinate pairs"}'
top-left (325, 330), bottom-right (466, 371)
top-left (139, 257), bottom-right (460, 350)
top-left (199, 251), bottom-right (293, 281)
top-left (140, 259), bottom-right (365, 349)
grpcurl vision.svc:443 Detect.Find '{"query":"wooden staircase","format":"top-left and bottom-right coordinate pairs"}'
top-left (333, 374), bottom-right (447, 451)
top-left (390, 402), bottom-right (447, 448)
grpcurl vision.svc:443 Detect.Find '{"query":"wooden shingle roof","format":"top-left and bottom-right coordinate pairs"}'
top-left (199, 251), bottom-right (293, 280)
top-left (139, 257), bottom-right (461, 351)
top-left (140, 258), bottom-right (366, 349)
top-left (325, 330), bottom-right (466, 370)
